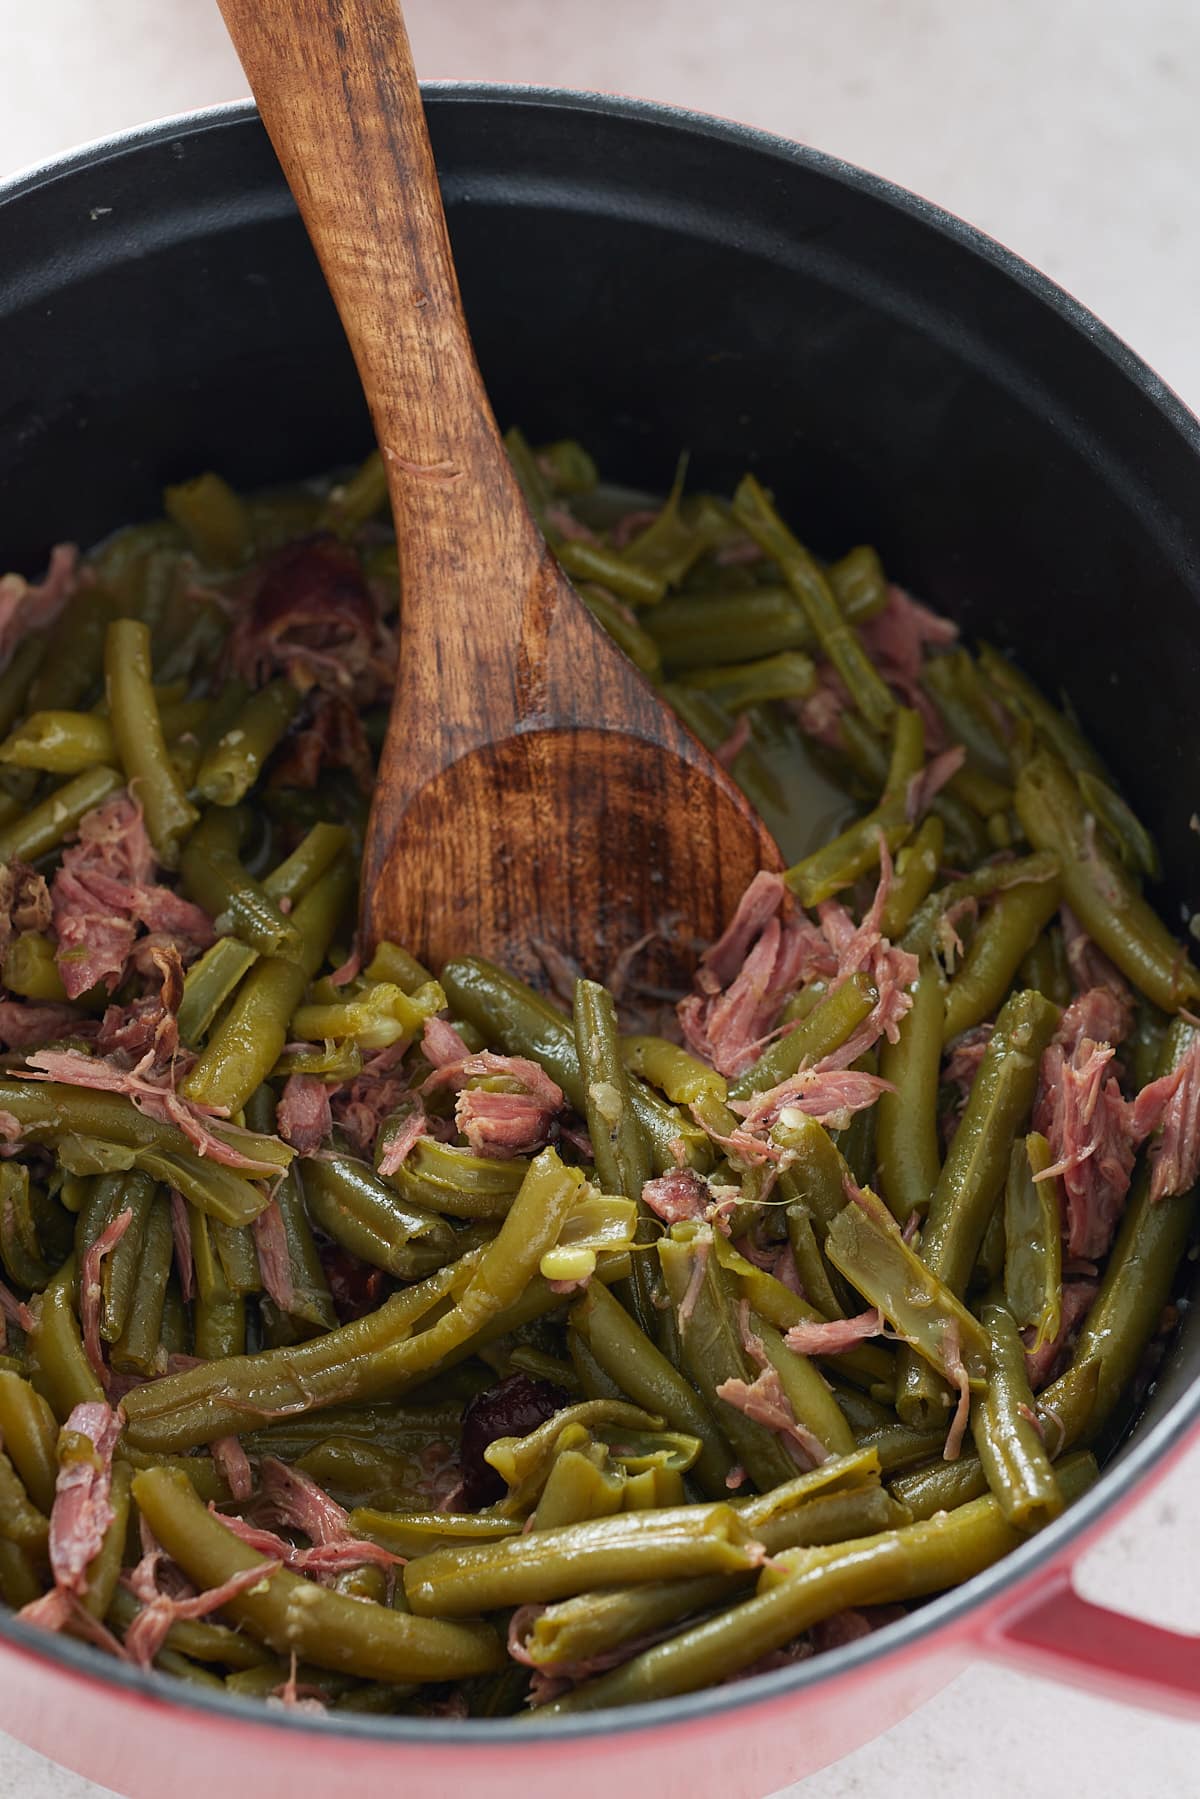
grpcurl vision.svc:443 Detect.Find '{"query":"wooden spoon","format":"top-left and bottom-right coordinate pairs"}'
top-left (217, 0), bottom-right (781, 987)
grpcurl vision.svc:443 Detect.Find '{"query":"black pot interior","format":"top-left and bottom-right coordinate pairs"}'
top-left (0, 87), bottom-right (1198, 1699)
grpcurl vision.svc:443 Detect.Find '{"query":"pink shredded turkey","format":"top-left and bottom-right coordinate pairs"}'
top-left (730, 1067), bottom-right (895, 1135)
top-left (784, 1310), bottom-right (884, 1356)
top-left (1031, 987), bottom-right (1173, 1259)
top-left (23, 1047), bottom-right (284, 1174)
top-left (121, 1546), bottom-right (282, 1670)
top-left (0, 543), bottom-right (78, 673)
top-left (277, 1073), bottom-right (333, 1155)
top-left (714, 1303), bottom-right (830, 1470)
top-left (424, 1048), bottom-right (564, 1157)
top-left (641, 1167), bottom-right (710, 1226)
top-left (39, 1402), bottom-right (123, 1602)
top-left (94, 944), bottom-right (184, 1074)
top-left (51, 792), bottom-right (213, 998)
top-left (250, 1198), bottom-right (295, 1313)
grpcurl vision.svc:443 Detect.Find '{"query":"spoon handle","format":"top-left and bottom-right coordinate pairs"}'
top-left (217, 0), bottom-right (542, 722)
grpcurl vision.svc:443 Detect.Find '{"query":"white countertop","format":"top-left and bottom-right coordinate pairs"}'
top-left (2, 3), bottom-right (1199, 1795)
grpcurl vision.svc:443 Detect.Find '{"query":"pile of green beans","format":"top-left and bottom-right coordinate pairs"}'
top-left (0, 443), bottom-right (1191, 1721)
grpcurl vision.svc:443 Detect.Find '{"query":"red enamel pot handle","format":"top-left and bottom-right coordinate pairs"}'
top-left (986, 1574), bottom-right (1200, 1716)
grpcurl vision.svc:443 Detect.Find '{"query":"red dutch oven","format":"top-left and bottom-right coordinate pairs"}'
top-left (1, 87), bottom-right (1199, 1799)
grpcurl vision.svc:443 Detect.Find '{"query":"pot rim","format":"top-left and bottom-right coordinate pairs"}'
top-left (1, 83), bottom-right (1198, 1748)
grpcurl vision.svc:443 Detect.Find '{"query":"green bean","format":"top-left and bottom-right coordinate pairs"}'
top-left (0, 1163), bottom-right (58, 1291)
top-left (104, 618), bottom-right (198, 866)
top-left (662, 685), bottom-right (787, 822)
top-left (180, 808), bottom-right (302, 960)
top-left (441, 957), bottom-right (713, 1173)
top-left (901, 851), bottom-right (1062, 960)
top-left (177, 823), bottom-right (350, 1046)
top-left (920, 650), bottom-right (1011, 783)
top-left (530, 1448), bottom-right (627, 1529)
top-left (264, 1169), bottom-right (339, 1337)
top-left (350, 1509), bottom-right (523, 1559)
top-left (195, 679), bottom-right (301, 808)
top-left (2, 932), bottom-right (70, 1003)
top-left (0, 636), bottom-right (48, 738)
top-left (784, 707), bottom-right (924, 907)
top-left (977, 644), bottom-right (1106, 782)
top-left (364, 939), bottom-right (433, 993)
top-left (715, 1229), bottom-right (895, 1396)
top-left (975, 1300), bottom-right (1062, 1530)
top-left (946, 761), bottom-right (1013, 820)
top-left (299, 1155), bottom-right (456, 1281)
top-left (727, 971), bottom-right (878, 1102)
top-left (110, 1193), bottom-right (174, 1376)
top-left (880, 815), bottom-right (945, 941)
top-left (678, 650), bottom-right (818, 712)
top-left (27, 1259), bottom-right (104, 1420)
top-left (1004, 1134), bottom-right (1062, 1349)
top-left (519, 1453), bottom-right (889, 1669)
top-left (0, 1447), bottom-right (49, 1556)
top-left (658, 1234), bottom-right (798, 1492)
top-left (318, 450), bottom-right (389, 535)
top-left (0, 765), bottom-right (122, 866)
top-left (1076, 769), bottom-right (1161, 882)
top-left (578, 586), bottom-right (663, 680)
top-left (942, 873), bottom-right (1063, 1043)
top-left (894, 1356), bottom-right (1101, 1519)
top-left (784, 1203), bottom-right (844, 1319)
top-left (208, 1220), bottom-right (261, 1298)
top-left (291, 978), bottom-right (443, 1051)
top-left (733, 475), bottom-right (895, 733)
top-left (1019, 925), bottom-right (1072, 1007)
top-left (644, 587), bottom-right (810, 669)
top-left (99, 1170), bottom-right (155, 1343)
top-left (132, 1466), bottom-right (504, 1681)
top-left (569, 1281), bottom-right (732, 1499)
top-left (164, 472), bottom-right (254, 566)
top-left (0, 1082), bottom-right (281, 1229)
top-left (619, 1036), bottom-right (727, 1106)
top-left (827, 545), bottom-right (889, 620)
top-left (406, 1500), bottom-right (759, 1616)
top-left (573, 978), bottom-right (660, 1341)
top-left (825, 1183), bottom-right (990, 1398)
top-left (835, 1048), bottom-right (879, 1188)
top-left (106, 1584), bottom-right (273, 1670)
top-left (1015, 751), bottom-right (1199, 1010)
top-left (895, 989), bottom-right (1057, 1426)
top-left (191, 1207), bottom-right (246, 1361)
top-left (754, 1314), bottom-right (857, 1458)
top-left (927, 988), bottom-right (1059, 1295)
top-left (27, 587), bottom-right (111, 714)
top-left (543, 1453), bottom-right (1096, 1712)
top-left (74, 1172), bottom-right (125, 1277)
top-left (182, 858), bottom-right (353, 1112)
top-left (556, 538), bottom-right (667, 606)
top-left (0, 709), bottom-right (115, 775)
top-left (0, 1372), bottom-right (59, 1512)
top-left (0, 1539), bottom-right (42, 1609)
top-left (117, 1444), bottom-right (231, 1505)
top-left (381, 1139), bottom-right (527, 1221)
top-left (877, 960), bottom-right (943, 1222)
top-left (80, 1458), bottom-right (132, 1620)
top-left (124, 1152), bottom-right (582, 1452)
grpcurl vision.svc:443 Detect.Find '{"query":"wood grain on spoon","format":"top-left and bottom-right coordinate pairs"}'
top-left (216, 0), bottom-right (781, 986)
